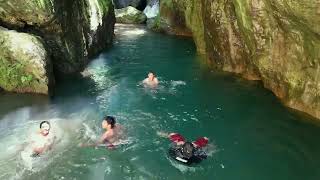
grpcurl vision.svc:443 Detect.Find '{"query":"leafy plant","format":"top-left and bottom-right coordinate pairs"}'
top-left (0, 58), bottom-right (34, 91)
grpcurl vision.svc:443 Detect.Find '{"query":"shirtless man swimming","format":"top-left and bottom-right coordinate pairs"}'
top-left (80, 116), bottom-right (123, 149)
top-left (30, 121), bottom-right (56, 156)
top-left (143, 71), bottom-right (159, 87)
top-left (99, 116), bottom-right (122, 146)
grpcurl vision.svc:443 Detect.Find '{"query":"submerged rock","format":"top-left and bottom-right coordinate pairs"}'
top-left (115, 6), bottom-right (147, 24)
top-left (0, 27), bottom-right (54, 94)
top-left (157, 0), bottom-right (320, 119)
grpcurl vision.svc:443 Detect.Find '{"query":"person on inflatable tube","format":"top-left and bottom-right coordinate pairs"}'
top-left (167, 133), bottom-right (209, 165)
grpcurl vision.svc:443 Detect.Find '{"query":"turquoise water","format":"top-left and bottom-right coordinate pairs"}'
top-left (0, 24), bottom-right (320, 180)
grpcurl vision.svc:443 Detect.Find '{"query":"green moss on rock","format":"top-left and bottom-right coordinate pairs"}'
top-left (157, 0), bottom-right (320, 119)
top-left (0, 27), bottom-right (54, 94)
top-left (0, 59), bottom-right (34, 91)
top-left (146, 15), bottom-right (161, 32)
top-left (0, 0), bottom-right (115, 74)
top-left (115, 6), bottom-right (147, 24)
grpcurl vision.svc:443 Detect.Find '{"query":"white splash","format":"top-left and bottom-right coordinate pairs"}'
top-left (171, 80), bottom-right (187, 87)
top-left (88, 0), bottom-right (103, 31)
top-left (115, 24), bottom-right (147, 38)
top-left (0, 106), bottom-right (95, 179)
top-left (143, 0), bottom-right (159, 18)
top-left (122, 28), bottom-right (147, 36)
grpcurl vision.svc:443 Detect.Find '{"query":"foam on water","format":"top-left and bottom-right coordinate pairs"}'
top-left (171, 80), bottom-right (187, 87)
top-left (139, 79), bottom-right (186, 99)
top-left (166, 155), bottom-right (197, 173)
top-left (115, 24), bottom-right (147, 38)
top-left (0, 106), bottom-right (98, 179)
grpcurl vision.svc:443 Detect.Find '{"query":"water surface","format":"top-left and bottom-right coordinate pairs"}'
top-left (0, 24), bottom-right (320, 180)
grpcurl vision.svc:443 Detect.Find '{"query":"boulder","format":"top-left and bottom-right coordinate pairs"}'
top-left (115, 6), bottom-right (147, 24)
top-left (149, 0), bottom-right (192, 36)
top-left (0, 27), bottom-right (54, 94)
top-left (0, 0), bottom-right (115, 74)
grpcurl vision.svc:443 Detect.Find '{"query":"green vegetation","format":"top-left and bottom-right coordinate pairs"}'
top-left (0, 58), bottom-right (35, 91)
top-left (149, 15), bottom-right (162, 31)
top-left (232, 0), bottom-right (256, 53)
top-left (161, 0), bottom-right (173, 8)
top-left (97, 0), bottom-right (111, 14)
top-left (32, 0), bottom-right (53, 10)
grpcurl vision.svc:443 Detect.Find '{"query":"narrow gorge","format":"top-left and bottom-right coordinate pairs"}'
top-left (0, 1), bottom-right (320, 179)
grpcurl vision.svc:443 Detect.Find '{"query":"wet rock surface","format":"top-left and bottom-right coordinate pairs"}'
top-left (0, 0), bottom-right (115, 94)
top-left (156, 0), bottom-right (320, 119)
top-left (0, 27), bottom-right (54, 94)
top-left (115, 6), bottom-right (147, 24)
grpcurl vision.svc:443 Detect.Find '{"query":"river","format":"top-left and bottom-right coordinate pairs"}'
top-left (0, 24), bottom-right (319, 180)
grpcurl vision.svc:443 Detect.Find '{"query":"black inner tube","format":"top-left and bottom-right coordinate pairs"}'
top-left (168, 144), bottom-right (207, 165)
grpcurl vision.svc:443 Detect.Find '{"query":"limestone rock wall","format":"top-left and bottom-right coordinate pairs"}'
top-left (158, 0), bottom-right (320, 119)
top-left (0, 0), bottom-right (115, 94)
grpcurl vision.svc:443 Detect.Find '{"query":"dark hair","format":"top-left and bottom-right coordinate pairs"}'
top-left (181, 142), bottom-right (195, 159)
top-left (104, 116), bottom-right (116, 129)
top-left (148, 71), bottom-right (155, 76)
top-left (40, 121), bottom-right (50, 129)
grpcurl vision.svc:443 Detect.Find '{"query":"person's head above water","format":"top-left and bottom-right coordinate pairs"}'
top-left (102, 116), bottom-right (116, 129)
top-left (39, 121), bottom-right (50, 136)
top-left (147, 71), bottom-right (156, 80)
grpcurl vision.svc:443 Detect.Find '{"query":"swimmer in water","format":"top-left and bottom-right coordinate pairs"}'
top-left (158, 132), bottom-right (209, 164)
top-left (30, 121), bottom-right (56, 156)
top-left (80, 116), bottom-right (123, 149)
top-left (99, 116), bottom-right (123, 147)
top-left (143, 71), bottom-right (159, 87)
top-left (81, 116), bottom-right (123, 149)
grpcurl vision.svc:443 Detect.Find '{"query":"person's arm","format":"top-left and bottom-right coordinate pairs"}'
top-left (79, 133), bottom-right (108, 148)
top-left (32, 142), bottom-right (46, 154)
top-left (156, 131), bottom-right (170, 138)
top-left (88, 132), bottom-right (111, 146)
top-left (30, 137), bottom-right (45, 154)
top-left (154, 78), bottom-right (159, 84)
top-left (157, 132), bottom-right (185, 144)
top-left (32, 147), bottom-right (44, 154)
top-left (47, 136), bottom-right (57, 150)
top-left (142, 78), bottom-right (148, 84)
top-left (34, 140), bottom-right (53, 154)
top-left (98, 132), bottom-right (109, 144)
top-left (97, 132), bottom-right (114, 149)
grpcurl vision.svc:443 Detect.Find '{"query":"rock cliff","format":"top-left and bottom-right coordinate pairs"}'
top-left (157, 0), bottom-right (320, 119)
